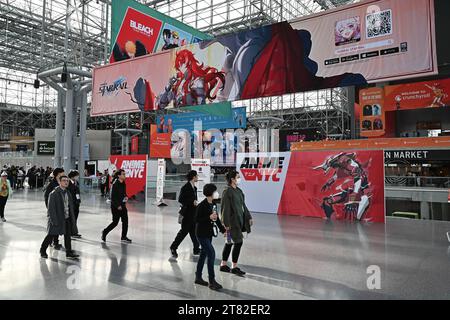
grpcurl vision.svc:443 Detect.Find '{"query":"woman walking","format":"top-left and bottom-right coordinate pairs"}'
top-left (194, 183), bottom-right (225, 290)
top-left (0, 171), bottom-right (13, 222)
top-left (220, 170), bottom-right (253, 276)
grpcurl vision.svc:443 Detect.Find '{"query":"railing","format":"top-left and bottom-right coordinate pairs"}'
top-left (79, 176), bottom-right (101, 191)
top-left (385, 176), bottom-right (450, 189)
top-left (0, 151), bottom-right (34, 158)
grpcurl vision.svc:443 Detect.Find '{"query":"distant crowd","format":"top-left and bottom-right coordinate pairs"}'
top-left (1, 165), bottom-right (53, 190)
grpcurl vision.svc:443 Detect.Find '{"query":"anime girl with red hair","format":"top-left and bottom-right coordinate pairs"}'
top-left (157, 49), bottom-right (225, 108)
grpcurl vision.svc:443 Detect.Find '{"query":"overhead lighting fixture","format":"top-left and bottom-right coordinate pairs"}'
top-left (34, 74), bottom-right (40, 89)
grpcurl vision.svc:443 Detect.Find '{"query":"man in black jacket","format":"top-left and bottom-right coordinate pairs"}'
top-left (68, 170), bottom-right (82, 238)
top-left (169, 170), bottom-right (201, 260)
top-left (44, 167), bottom-right (65, 249)
top-left (101, 169), bottom-right (132, 243)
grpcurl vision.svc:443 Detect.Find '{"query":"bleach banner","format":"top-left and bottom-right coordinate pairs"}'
top-left (236, 152), bottom-right (291, 214)
top-left (108, 155), bottom-right (147, 199)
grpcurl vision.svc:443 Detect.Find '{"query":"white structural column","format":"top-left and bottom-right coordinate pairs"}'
top-left (63, 88), bottom-right (74, 172)
top-left (54, 91), bottom-right (65, 168)
top-left (79, 90), bottom-right (88, 179)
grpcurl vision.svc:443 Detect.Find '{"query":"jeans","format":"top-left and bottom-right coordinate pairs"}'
top-left (41, 219), bottom-right (73, 253)
top-left (196, 237), bottom-right (215, 281)
top-left (170, 218), bottom-right (200, 252)
top-left (103, 206), bottom-right (128, 238)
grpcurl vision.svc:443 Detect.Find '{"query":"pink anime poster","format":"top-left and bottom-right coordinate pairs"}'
top-left (278, 150), bottom-right (385, 223)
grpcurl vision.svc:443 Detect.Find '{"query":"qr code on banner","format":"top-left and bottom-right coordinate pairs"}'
top-left (366, 9), bottom-right (393, 39)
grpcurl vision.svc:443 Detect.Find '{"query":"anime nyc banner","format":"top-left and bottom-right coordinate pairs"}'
top-left (108, 155), bottom-right (147, 199)
top-left (237, 151), bottom-right (385, 223)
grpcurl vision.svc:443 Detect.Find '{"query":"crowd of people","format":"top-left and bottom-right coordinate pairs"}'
top-left (0, 164), bottom-right (253, 292)
top-left (1, 165), bottom-right (53, 190)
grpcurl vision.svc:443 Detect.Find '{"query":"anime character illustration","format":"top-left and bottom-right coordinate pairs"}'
top-left (313, 152), bottom-right (373, 222)
top-left (197, 21), bottom-right (366, 101)
top-left (425, 83), bottom-right (447, 108)
top-left (335, 17), bottom-right (361, 46)
top-left (161, 29), bottom-right (179, 51)
top-left (112, 40), bottom-right (147, 62)
top-left (156, 49), bottom-right (226, 108)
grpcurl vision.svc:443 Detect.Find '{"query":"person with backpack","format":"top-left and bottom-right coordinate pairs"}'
top-left (44, 167), bottom-right (65, 250)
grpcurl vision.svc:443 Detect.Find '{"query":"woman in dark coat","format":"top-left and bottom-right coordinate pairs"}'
top-left (194, 183), bottom-right (226, 290)
top-left (220, 170), bottom-right (253, 276)
top-left (40, 175), bottom-right (79, 259)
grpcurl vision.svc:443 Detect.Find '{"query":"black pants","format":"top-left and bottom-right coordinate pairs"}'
top-left (41, 219), bottom-right (72, 252)
top-left (104, 207), bottom-right (128, 238)
top-left (100, 183), bottom-right (106, 196)
top-left (74, 203), bottom-right (80, 222)
top-left (0, 196), bottom-right (7, 218)
top-left (171, 218), bottom-right (200, 252)
top-left (222, 241), bottom-right (243, 264)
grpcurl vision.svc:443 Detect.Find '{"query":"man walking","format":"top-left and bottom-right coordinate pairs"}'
top-left (40, 175), bottom-right (79, 259)
top-left (44, 167), bottom-right (65, 249)
top-left (101, 169), bottom-right (132, 243)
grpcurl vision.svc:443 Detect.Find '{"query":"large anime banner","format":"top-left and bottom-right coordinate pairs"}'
top-left (91, 21), bottom-right (367, 116)
top-left (279, 150), bottom-right (385, 223)
top-left (108, 155), bottom-right (147, 200)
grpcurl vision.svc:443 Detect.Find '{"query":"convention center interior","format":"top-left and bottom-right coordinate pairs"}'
top-left (0, 0), bottom-right (449, 303)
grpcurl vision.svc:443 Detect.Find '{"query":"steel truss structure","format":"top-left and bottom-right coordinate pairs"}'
top-left (0, 0), bottom-right (356, 152)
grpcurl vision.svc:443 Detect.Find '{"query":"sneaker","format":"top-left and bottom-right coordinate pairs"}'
top-left (53, 244), bottom-right (63, 250)
top-left (1, 218), bottom-right (6, 222)
top-left (66, 251), bottom-right (80, 259)
top-left (101, 230), bottom-right (106, 242)
top-left (170, 247), bottom-right (178, 259)
top-left (194, 278), bottom-right (209, 286)
top-left (40, 250), bottom-right (48, 259)
top-left (208, 279), bottom-right (223, 291)
top-left (220, 265), bottom-right (231, 273)
top-left (231, 267), bottom-right (246, 276)
top-left (121, 237), bottom-right (132, 243)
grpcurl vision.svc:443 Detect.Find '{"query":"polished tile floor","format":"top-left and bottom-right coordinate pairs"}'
top-left (0, 189), bottom-right (449, 300)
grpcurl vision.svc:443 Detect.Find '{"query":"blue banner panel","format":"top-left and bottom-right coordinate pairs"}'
top-left (156, 107), bottom-right (246, 133)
